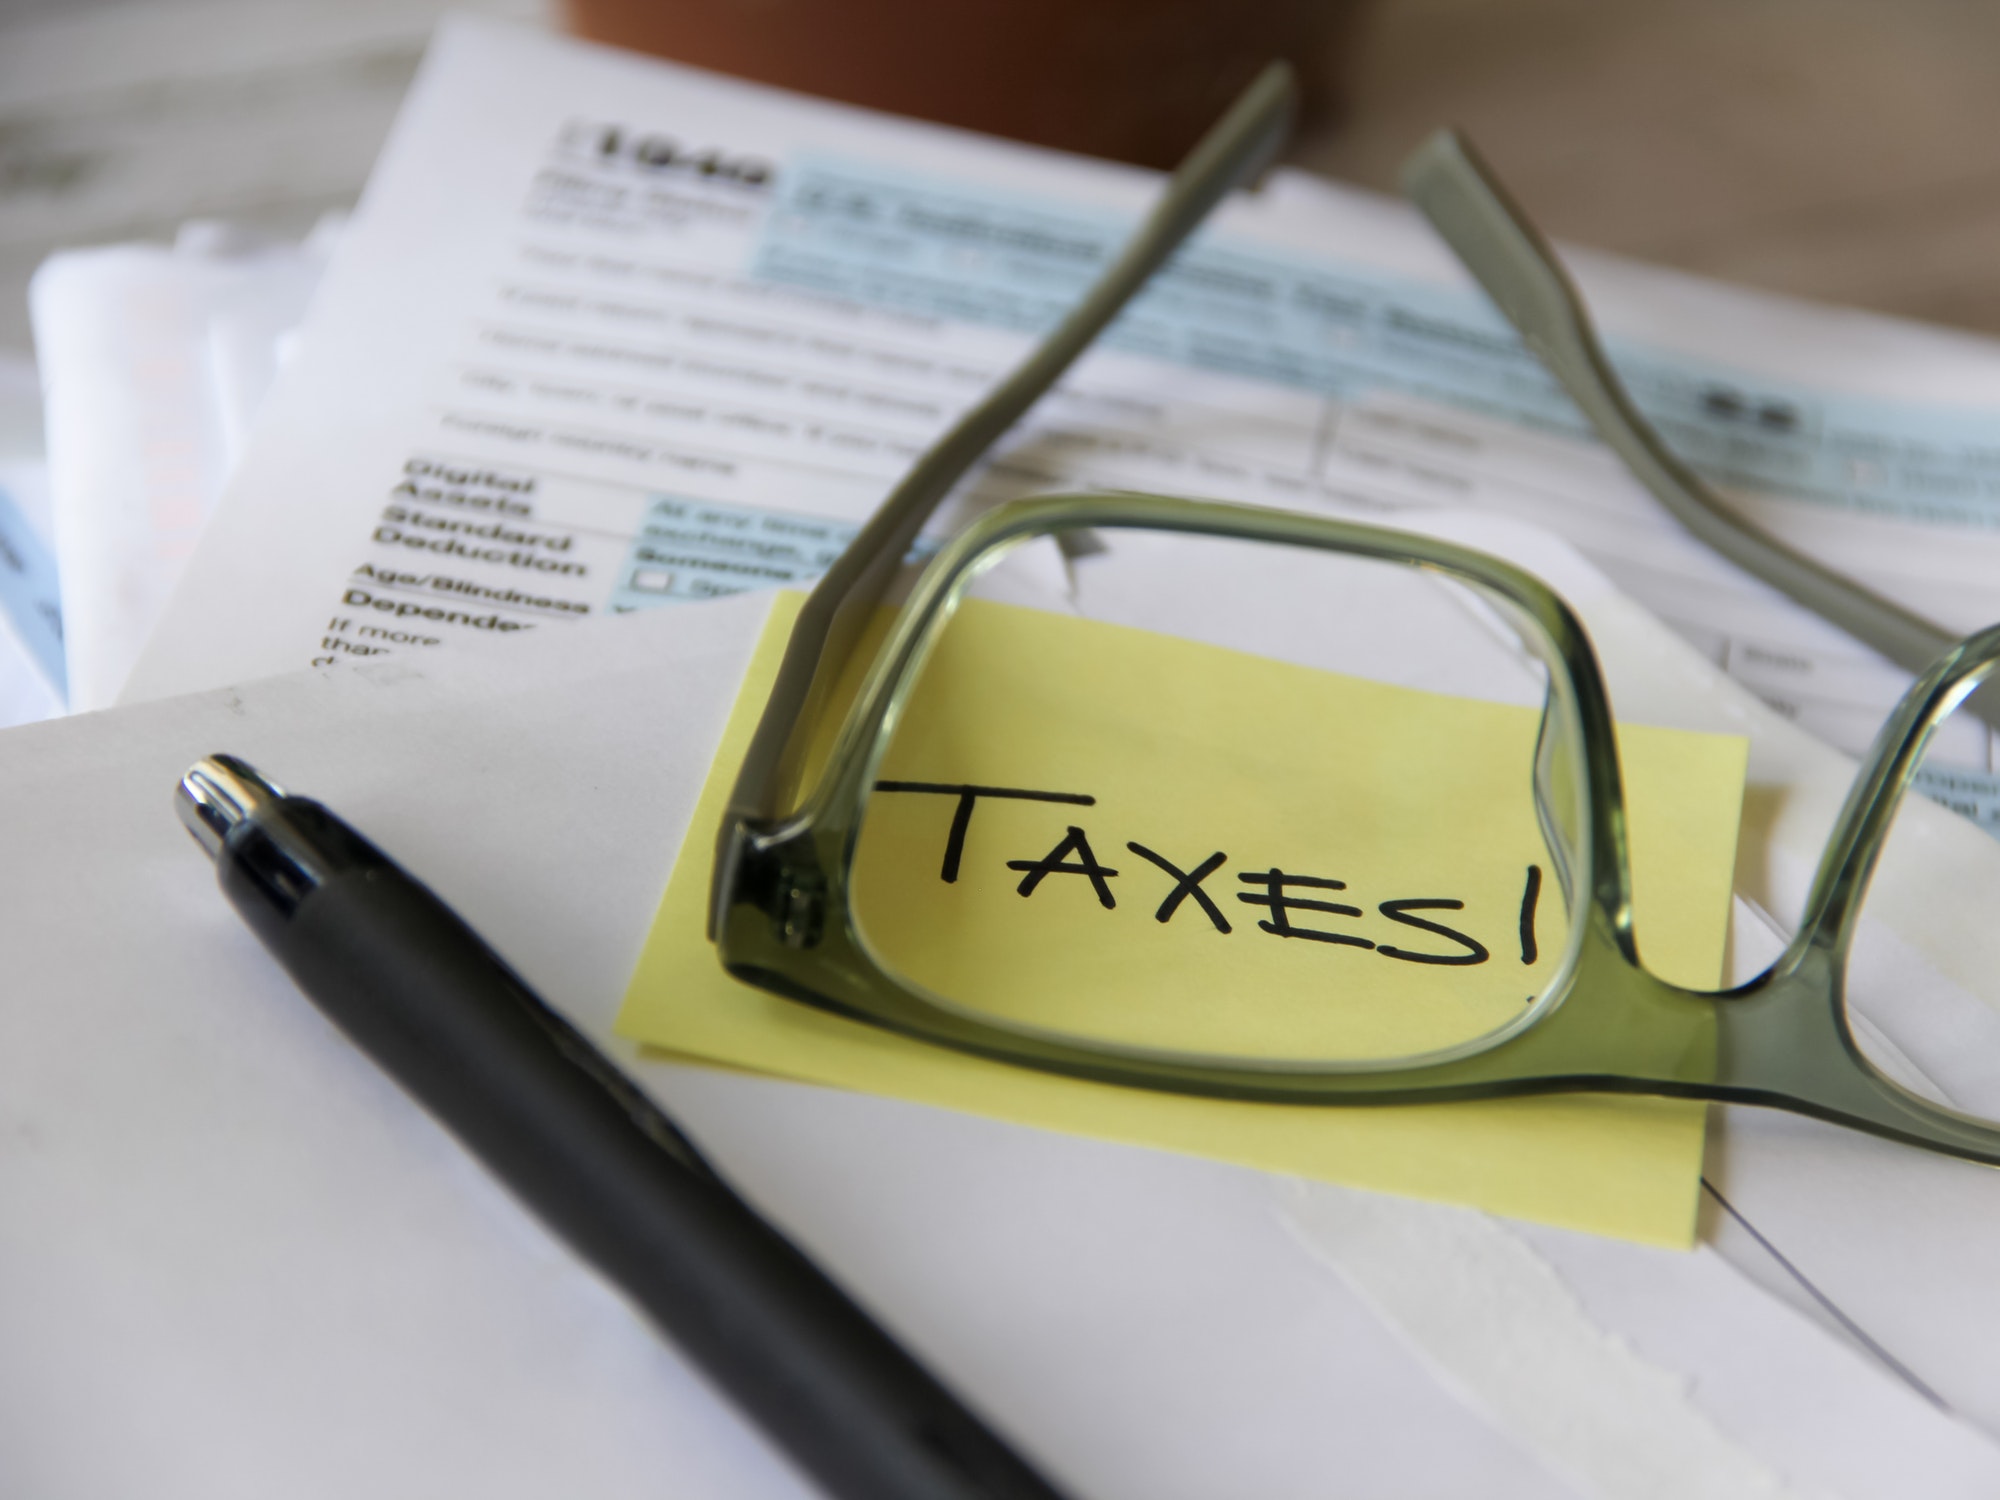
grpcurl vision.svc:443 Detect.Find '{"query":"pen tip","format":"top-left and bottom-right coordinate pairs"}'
top-left (177, 754), bottom-right (287, 861)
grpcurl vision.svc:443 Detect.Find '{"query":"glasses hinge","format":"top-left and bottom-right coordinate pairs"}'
top-left (777, 867), bottom-right (826, 949)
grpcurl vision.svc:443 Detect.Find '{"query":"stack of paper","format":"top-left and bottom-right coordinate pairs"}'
top-left (0, 354), bottom-right (61, 725)
top-left (19, 16), bottom-right (2000, 1497)
top-left (29, 216), bottom-right (339, 710)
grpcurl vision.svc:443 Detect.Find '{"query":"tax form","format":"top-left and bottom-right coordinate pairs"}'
top-left (126, 18), bottom-right (2000, 835)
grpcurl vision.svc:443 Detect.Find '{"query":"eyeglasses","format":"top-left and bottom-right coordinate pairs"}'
top-left (707, 63), bottom-right (2000, 1164)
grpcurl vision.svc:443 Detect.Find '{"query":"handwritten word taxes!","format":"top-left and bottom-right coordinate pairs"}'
top-left (875, 782), bottom-right (1547, 970)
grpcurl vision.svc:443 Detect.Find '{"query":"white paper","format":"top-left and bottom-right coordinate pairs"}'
top-left (30, 221), bottom-right (334, 709)
top-left (2, 589), bottom-right (1576, 1499)
top-left (1286, 1184), bottom-right (2000, 1500)
top-left (14, 509), bottom-right (2000, 1496)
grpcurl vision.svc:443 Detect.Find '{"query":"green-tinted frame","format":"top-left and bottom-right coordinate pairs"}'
top-left (1399, 127), bottom-right (2000, 736)
top-left (713, 485), bottom-right (2000, 1160)
top-left (707, 65), bottom-right (2000, 1165)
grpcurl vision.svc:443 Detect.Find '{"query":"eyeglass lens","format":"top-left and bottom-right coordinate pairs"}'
top-left (846, 527), bottom-right (1597, 1068)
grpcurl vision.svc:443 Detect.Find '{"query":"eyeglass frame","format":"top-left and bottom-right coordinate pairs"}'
top-left (706, 61), bottom-right (2000, 1166)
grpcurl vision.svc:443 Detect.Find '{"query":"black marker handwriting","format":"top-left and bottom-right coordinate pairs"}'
top-left (1126, 843), bottom-right (1232, 933)
top-left (873, 781), bottom-right (1094, 883)
top-left (1007, 826), bottom-right (1120, 909)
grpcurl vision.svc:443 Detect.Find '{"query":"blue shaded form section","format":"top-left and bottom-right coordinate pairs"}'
top-left (1911, 764), bottom-right (2000, 838)
top-left (609, 495), bottom-right (858, 610)
top-left (753, 160), bottom-right (2000, 528)
top-left (0, 484), bottom-right (64, 701)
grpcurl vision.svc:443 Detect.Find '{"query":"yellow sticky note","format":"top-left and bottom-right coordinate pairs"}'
top-left (620, 593), bottom-right (1748, 1247)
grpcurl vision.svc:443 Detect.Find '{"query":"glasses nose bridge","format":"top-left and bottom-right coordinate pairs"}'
top-left (1705, 943), bottom-right (2000, 1157)
top-left (1710, 942), bottom-right (1847, 1088)
top-left (1453, 912), bottom-right (1708, 1090)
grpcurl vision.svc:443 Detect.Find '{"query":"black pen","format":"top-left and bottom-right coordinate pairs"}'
top-left (177, 753), bottom-right (1073, 1500)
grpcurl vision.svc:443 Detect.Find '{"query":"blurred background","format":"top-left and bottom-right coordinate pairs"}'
top-left (6, 0), bottom-right (2000, 365)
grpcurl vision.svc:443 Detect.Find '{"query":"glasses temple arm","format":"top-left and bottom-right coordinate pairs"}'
top-left (1399, 130), bottom-right (2000, 733)
top-left (725, 62), bottom-right (1300, 824)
